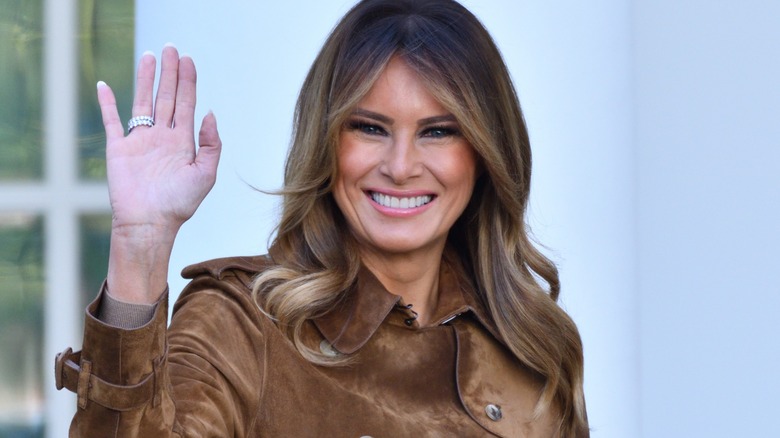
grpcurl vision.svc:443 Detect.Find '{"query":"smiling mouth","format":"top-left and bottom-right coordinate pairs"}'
top-left (370, 191), bottom-right (434, 209)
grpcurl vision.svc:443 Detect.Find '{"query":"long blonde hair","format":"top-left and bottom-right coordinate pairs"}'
top-left (252, 0), bottom-right (588, 435)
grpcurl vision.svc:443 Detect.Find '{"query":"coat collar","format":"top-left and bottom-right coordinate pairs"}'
top-left (313, 252), bottom-right (501, 354)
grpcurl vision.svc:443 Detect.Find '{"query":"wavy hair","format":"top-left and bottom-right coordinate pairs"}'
top-left (252, 0), bottom-right (588, 435)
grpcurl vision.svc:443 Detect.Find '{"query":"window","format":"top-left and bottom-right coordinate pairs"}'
top-left (0, 1), bottom-right (133, 436)
top-left (0, 1), bottom-right (43, 181)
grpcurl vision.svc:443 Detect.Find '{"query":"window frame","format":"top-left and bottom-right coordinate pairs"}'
top-left (0, 0), bottom-right (111, 434)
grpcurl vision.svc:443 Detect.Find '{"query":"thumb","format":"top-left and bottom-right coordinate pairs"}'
top-left (196, 111), bottom-right (222, 182)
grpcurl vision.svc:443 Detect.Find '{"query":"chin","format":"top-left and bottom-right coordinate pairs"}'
top-left (362, 235), bottom-right (445, 258)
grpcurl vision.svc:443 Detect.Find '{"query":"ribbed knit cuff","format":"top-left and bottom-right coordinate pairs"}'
top-left (97, 287), bottom-right (160, 329)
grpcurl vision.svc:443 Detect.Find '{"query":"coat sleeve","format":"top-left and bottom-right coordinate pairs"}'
top-left (55, 273), bottom-right (267, 437)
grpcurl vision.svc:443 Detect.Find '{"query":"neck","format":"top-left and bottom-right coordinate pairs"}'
top-left (359, 246), bottom-right (445, 326)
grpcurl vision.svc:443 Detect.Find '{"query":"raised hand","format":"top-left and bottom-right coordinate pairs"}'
top-left (97, 45), bottom-right (222, 303)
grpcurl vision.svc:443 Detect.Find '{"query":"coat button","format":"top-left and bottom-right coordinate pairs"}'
top-left (485, 403), bottom-right (503, 421)
top-left (319, 340), bottom-right (339, 357)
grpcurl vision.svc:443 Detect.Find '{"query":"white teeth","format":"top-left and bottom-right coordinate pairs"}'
top-left (371, 192), bottom-right (433, 209)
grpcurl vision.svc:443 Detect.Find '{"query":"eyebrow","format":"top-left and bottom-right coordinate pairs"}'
top-left (350, 108), bottom-right (458, 127)
top-left (351, 109), bottom-right (393, 125)
top-left (419, 114), bottom-right (458, 126)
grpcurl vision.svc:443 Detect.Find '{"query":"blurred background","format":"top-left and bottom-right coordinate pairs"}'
top-left (1, 0), bottom-right (129, 436)
top-left (1, 1), bottom-right (778, 437)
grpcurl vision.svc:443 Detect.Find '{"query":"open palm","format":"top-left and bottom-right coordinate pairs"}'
top-left (97, 45), bottom-right (222, 303)
top-left (98, 45), bottom-right (221, 234)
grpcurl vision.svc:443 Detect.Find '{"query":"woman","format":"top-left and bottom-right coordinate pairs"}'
top-left (55, 0), bottom-right (589, 436)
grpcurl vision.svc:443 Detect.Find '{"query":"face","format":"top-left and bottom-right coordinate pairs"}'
top-left (333, 56), bottom-right (478, 261)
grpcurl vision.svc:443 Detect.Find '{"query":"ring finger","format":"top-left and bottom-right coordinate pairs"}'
top-left (130, 51), bottom-right (157, 131)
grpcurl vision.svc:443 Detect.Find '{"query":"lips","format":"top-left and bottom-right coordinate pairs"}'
top-left (369, 191), bottom-right (434, 209)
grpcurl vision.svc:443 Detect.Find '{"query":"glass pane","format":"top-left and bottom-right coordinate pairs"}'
top-left (78, 0), bottom-right (135, 180)
top-left (0, 1), bottom-right (44, 180)
top-left (0, 214), bottom-right (44, 437)
top-left (79, 214), bottom-right (111, 309)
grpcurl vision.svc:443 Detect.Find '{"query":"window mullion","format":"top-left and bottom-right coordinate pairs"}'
top-left (43, 0), bottom-right (79, 434)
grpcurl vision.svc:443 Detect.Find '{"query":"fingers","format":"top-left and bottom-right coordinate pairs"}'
top-left (131, 51), bottom-right (156, 120)
top-left (154, 44), bottom-right (180, 127)
top-left (123, 45), bottom-right (198, 138)
top-left (97, 81), bottom-right (124, 142)
top-left (173, 56), bottom-right (197, 134)
top-left (196, 111), bottom-right (222, 184)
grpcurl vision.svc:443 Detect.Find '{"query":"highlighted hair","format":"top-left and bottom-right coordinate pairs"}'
top-left (253, 1), bottom-right (588, 435)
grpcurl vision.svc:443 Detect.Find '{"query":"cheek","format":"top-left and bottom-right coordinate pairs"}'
top-left (334, 135), bottom-right (371, 202)
top-left (335, 140), bottom-right (357, 191)
top-left (438, 145), bottom-right (479, 190)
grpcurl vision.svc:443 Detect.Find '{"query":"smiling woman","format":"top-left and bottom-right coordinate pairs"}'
top-left (55, 0), bottom-right (589, 436)
top-left (333, 57), bottom-right (479, 316)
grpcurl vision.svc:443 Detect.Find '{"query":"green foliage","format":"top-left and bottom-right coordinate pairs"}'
top-left (79, 214), bottom-right (111, 307)
top-left (0, 215), bottom-right (44, 403)
top-left (0, 0), bottom-right (133, 434)
top-left (78, 0), bottom-right (135, 180)
top-left (0, 0), bottom-right (44, 180)
top-left (0, 0), bottom-right (134, 182)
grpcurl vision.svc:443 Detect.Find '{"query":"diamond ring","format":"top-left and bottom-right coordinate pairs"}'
top-left (127, 115), bottom-right (155, 132)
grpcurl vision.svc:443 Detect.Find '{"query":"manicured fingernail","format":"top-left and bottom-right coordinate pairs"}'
top-left (142, 50), bottom-right (154, 57)
top-left (164, 42), bottom-right (176, 49)
top-left (97, 81), bottom-right (107, 89)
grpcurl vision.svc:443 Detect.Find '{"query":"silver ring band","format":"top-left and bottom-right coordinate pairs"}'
top-left (127, 115), bottom-right (155, 132)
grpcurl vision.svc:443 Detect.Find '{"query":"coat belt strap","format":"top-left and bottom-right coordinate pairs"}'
top-left (54, 347), bottom-right (161, 411)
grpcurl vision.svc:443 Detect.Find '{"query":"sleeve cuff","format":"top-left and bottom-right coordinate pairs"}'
top-left (97, 287), bottom-right (159, 329)
top-left (54, 281), bottom-right (171, 412)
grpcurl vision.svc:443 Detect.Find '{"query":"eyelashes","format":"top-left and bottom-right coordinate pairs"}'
top-left (421, 126), bottom-right (461, 139)
top-left (346, 120), bottom-right (388, 136)
top-left (344, 119), bottom-right (462, 139)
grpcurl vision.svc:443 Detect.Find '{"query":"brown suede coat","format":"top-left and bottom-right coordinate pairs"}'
top-left (55, 255), bottom-right (558, 437)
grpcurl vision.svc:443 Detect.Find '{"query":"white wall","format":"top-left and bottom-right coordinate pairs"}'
top-left (479, 2), bottom-right (638, 437)
top-left (634, 1), bottom-right (780, 436)
top-left (135, 1), bottom-right (638, 437)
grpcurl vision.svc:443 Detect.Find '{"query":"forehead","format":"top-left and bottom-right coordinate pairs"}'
top-left (354, 56), bottom-right (450, 119)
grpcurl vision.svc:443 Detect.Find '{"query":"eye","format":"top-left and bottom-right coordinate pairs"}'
top-left (421, 125), bottom-right (460, 139)
top-left (346, 120), bottom-right (388, 136)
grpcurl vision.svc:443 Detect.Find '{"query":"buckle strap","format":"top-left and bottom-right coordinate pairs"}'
top-left (54, 347), bottom-right (163, 411)
top-left (77, 360), bottom-right (92, 409)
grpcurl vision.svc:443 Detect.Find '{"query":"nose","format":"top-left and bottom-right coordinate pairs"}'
top-left (379, 134), bottom-right (423, 183)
